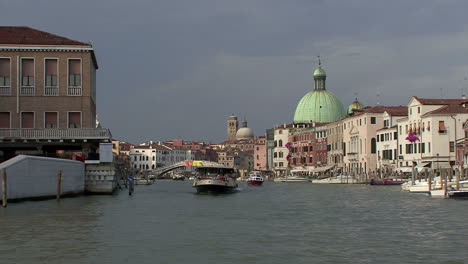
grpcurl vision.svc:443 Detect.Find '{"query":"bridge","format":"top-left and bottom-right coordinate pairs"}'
top-left (151, 160), bottom-right (232, 178)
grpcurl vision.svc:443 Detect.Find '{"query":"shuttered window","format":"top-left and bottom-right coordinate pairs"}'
top-left (21, 112), bottom-right (34, 128)
top-left (68, 112), bottom-right (81, 128)
top-left (45, 112), bottom-right (58, 128)
top-left (0, 112), bottom-right (10, 128)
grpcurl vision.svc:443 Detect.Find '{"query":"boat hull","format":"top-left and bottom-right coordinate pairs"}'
top-left (448, 191), bottom-right (468, 199)
top-left (370, 179), bottom-right (404, 185)
top-left (247, 180), bottom-right (263, 186)
top-left (193, 178), bottom-right (237, 193)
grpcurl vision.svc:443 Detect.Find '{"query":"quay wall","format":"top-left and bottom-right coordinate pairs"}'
top-left (0, 155), bottom-right (85, 200)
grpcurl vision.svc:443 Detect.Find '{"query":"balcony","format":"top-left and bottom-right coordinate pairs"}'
top-left (20, 86), bottom-right (35, 96)
top-left (44, 86), bottom-right (59, 96)
top-left (0, 128), bottom-right (112, 141)
top-left (68, 86), bottom-right (82, 96)
top-left (0, 86), bottom-right (10, 96)
top-left (347, 152), bottom-right (359, 161)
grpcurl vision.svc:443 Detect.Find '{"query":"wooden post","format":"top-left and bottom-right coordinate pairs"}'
top-left (2, 168), bottom-right (7, 208)
top-left (456, 169), bottom-right (460, 190)
top-left (57, 170), bottom-right (62, 201)
top-left (444, 169), bottom-right (448, 197)
top-left (428, 172), bottom-right (432, 192)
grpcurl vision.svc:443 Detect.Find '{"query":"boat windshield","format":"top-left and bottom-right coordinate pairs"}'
top-left (196, 167), bottom-right (236, 179)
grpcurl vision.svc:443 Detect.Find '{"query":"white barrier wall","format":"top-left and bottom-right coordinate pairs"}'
top-left (0, 155), bottom-right (85, 200)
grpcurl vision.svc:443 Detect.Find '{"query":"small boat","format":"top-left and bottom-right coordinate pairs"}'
top-left (247, 172), bottom-right (264, 186)
top-left (448, 180), bottom-right (468, 199)
top-left (172, 174), bottom-right (185, 181)
top-left (192, 163), bottom-right (238, 193)
top-left (370, 178), bottom-right (404, 185)
top-left (274, 176), bottom-right (309, 182)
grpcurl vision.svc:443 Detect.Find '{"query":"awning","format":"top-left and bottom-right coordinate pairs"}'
top-left (394, 167), bottom-right (413, 173)
top-left (311, 165), bottom-right (335, 173)
top-left (416, 162), bottom-right (431, 172)
top-left (432, 161), bottom-right (451, 169)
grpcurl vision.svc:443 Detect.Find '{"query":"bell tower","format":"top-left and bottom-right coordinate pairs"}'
top-left (227, 115), bottom-right (238, 141)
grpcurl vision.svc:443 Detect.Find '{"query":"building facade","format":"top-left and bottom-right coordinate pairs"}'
top-left (0, 26), bottom-right (110, 161)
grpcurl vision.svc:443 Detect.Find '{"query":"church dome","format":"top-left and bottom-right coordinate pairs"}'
top-left (293, 58), bottom-right (346, 123)
top-left (348, 99), bottom-right (364, 114)
top-left (236, 120), bottom-right (254, 140)
top-left (313, 66), bottom-right (326, 78)
top-left (294, 90), bottom-right (346, 123)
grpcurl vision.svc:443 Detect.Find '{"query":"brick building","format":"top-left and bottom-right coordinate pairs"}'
top-left (0, 27), bottom-right (110, 161)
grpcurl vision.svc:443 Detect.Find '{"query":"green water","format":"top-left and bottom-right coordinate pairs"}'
top-left (1, 181), bottom-right (467, 264)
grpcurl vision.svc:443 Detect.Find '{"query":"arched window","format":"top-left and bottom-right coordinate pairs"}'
top-left (152, 165), bottom-right (155, 169)
top-left (279, 140), bottom-right (283, 147)
top-left (371, 138), bottom-right (377, 154)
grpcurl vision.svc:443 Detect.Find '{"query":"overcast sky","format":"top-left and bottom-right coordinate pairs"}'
top-left (3, 0), bottom-right (468, 143)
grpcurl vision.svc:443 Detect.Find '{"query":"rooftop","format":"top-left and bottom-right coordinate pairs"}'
top-left (0, 26), bottom-right (90, 46)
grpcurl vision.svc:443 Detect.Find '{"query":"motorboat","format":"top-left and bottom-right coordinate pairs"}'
top-left (369, 178), bottom-right (405, 185)
top-left (274, 176), bottom-right (309, 182)
top-left (192, 163), bottom-right (238, 193)
top-left (247, 171), bottom-right (264, 186)
top-left (448, 180), bottom-right (468, 199)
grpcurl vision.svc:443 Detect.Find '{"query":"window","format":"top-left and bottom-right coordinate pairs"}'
top-left (371, 117), bottom-right (376, 124)
top-left (371, 138), bottom-right (376, 154)
top-left (343, 142), bottom-right (346, 156)
top-left (21, 112), bottom-right (34, 128)
top-left (450, 141), bottom-right (455, 152)
top-left (279, 140), bottom-right (283, 147)
top-left (68, 59), bottom-right (82, 96)
top-left (274, 152), bottom-right (277, 158)
top-left (279, 130), bottom-right (282, 134)
top-left (279, 162), bottom-right (283, 167)
top-left (44, 112), bottom-right (58, 128)
top-left (427, 121), bottom-right (430, 131)
top-left (21, 58), bottom-right (35, 96)
top-left (0, 58), bottom-right (11, 95)
top-left (279, 152), bottom-right (283, 158)
top-left (428, 142), bottom-right (431, 153)
top-left (422, 143), bottom-right (425, 153)
top-left (399, 145), bottom-right (402, 154)
top-left (438, 121), bottom-right (446, 133)
top-left (0, 112), bottom-right (10, 128)
top-left (394, 132), bottom-right (398, 140)
top-left (45, 59), bottom-right (58, 96)
top-left (68, 112), bottom-right (81, 128)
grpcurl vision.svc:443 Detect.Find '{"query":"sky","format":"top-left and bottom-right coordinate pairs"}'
top-left (2, 0), bottom-right (468, 143)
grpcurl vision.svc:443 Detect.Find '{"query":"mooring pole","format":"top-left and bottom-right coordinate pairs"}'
top-left (2, 168), bottom-right (7, 208)
top-left (57, 170), bottom-right (62, 201)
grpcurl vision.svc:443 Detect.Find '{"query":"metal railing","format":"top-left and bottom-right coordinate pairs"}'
top-left (68, 86), bottom-right (82, 96)
top-left (44, 86), bottom-right (59, 96)
top-left (0, 86), bottom-right (10, 96)
top-left (0, 128), bottom-right (112, 140)
top-left (20, 86), bottom-right (35, 96)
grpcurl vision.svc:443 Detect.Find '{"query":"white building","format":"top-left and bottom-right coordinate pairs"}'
top-left (273, 124), bottom-right (292, 176)
top-left (129, 143), bottom-right (194, 171)
top-left (376, 110), bottom-right (407, 174)
top-left (396, 97), bottom-right (468, 172)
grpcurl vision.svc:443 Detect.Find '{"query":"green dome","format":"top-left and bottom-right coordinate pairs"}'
top-left (348, 99), bottom-right (364, 114)
top-left (294, 90), bottom-right (346, 123)
top-left (313, 66), bottom-right (326, 78)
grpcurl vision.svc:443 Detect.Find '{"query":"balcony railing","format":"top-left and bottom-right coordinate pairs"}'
top-left (0, 128), bottom-right (112, 140)
top-left (0, 86), bottom-right (11, 96)
top-left (44, 86), bottom-right (59, 96)
top-left (20, 86), bottom-right (35, 96)
top-left (68, 86), bottom-right (82, 96)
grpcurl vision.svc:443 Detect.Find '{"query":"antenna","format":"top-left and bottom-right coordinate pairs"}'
top-left (464, 77), bottom-right (468, 99)
top-left (376, 91), bottom-right (381, 106)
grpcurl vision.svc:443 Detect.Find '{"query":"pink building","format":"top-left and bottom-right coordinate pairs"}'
top-left (254, 136), bottom-right (267, 170)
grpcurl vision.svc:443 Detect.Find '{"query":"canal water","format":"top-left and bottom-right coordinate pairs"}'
top-left (1, 181), bottom-right (468, 264)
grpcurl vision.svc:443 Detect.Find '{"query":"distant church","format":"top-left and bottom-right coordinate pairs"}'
top-left (227, 115), bottom-right (254, 141)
